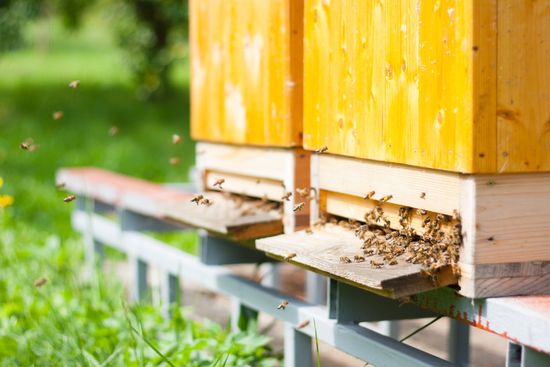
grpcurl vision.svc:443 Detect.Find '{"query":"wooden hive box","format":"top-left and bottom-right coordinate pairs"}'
top-left (259, 0), bottom-right (550, 298)
top-left (187, 0), bottom-right (309, 236)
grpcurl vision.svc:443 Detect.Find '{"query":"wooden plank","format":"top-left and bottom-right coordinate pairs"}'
top-left (196, 142), bottom-right (290, 181)
top-left (496, 0), bottom-right (550, 173)
top-left (204, 171), bottom-right (285, 202)
top-left (317, 154), bottom-right (461, 215)
top-left (190, 0), bottom-right (302, 147)
top-left (465, 173), bottom-right (550, 264)
top-left (303, 0), bottom-right (476, 172)
top-left (162, 192), bottom-right (283, 241)
top-left (256, 224), bottom-right (457, 298)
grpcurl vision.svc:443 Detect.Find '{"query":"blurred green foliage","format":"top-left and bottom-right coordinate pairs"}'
top-left (0, 0), bottom-right (188, 99)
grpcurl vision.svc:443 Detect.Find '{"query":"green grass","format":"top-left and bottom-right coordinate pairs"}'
top-left (0, 12), bottom-right (279, 366)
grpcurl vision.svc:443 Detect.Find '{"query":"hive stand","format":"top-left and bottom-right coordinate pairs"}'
top-left (59, 167), bottom-right (550, 366)
top-left (258, 153), bottom-right (550, 298)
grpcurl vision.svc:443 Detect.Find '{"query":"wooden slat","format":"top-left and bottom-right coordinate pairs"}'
top-left (256, 224), bottom-right (457, 298)
top-left (196, 142), bottom-right (291, 181)
top-left (317, 154), bottom-right (461, 215)
top-left (204, 171), bottom-right (285, 202)
top-left (162, 192), bottom-right (283, 241)
top-left (496, 0), bottom-right (550, 173)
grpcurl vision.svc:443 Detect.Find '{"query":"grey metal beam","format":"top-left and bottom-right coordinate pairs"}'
top-left (448, 319), bottom-right (470, 367)
top-left (284, 323), bottom-right (313, 367)
top-left (199, 233), bottom-right (272, 265)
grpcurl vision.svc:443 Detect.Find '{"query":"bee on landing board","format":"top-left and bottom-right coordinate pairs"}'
top-left (364, 190), bottom-right (375, 200)
top-left (315, 146), bottom-right (328, 154)
top-left (191, 194), bottom-right (204, 205)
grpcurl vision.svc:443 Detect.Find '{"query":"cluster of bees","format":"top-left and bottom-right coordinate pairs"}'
top-left (317, 199), bottom-right (462, 278)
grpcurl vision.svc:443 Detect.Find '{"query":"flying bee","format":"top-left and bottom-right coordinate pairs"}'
top-left (370, 260), bottom-right (384, 268)
top-left (52, 111), bottom-right (64, 120)
top-left (277, 300), bottom-right (289, 310)
top-left (340, 256), bottom-right (352, 263)
top-left (353, 255), bottom-right (365, 263)
top-left (364, 191), bottom-right (375, 200)
top-left (281, 191), bottom-right (292, 201)
top-left (191, 194), bottom-right (204, 205)
top-left (420, 192), bottom-right (426, 199)
top-left (108, 126), bottom-right (119, 136)
top-left (379, 195), bottom-right (393, 203)
top-left (172, 134), bottom-right (181, 144)
top-left (315, 146), bottom-right (328, 154)
top-left (296, 320), bottom-right (310, 329)
top-left (284, 253), bottom-right (297, 261)
top-left (213, 178), bottom-right (225, 189)
top-left (20, 142), bottom-right (30, 150)
top-left (68, 80), bottom-right (80, 89)
top-left (293, 202), bottom-right (305, 212)
top-left (305, 228), bottom-right (313, 235)
top-left (296, 187), bottom-right (310, 198)
top-left (34, 277), bottom-right (48, 287)
top-left (64, 195), bottom-right (76, 203)
top-left (416, 209), bottom-right (428, 216)
top-left (56, 182), bottom-right (66, 189)
top-left (199, 198), bottom-right (212, 206)
top-left (169, 157), bottom-right (180, 166)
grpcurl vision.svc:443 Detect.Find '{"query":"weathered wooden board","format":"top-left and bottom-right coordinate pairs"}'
top-left (58, 168), bottom-right (284, 241)
top-left (190, 0), bottom-right (303, 147)
top-left (256, 224), bottom-right (457, 298)
top-left (303, 0), bottom-right (550, 173)
top-left (163, 192), bottom-right (283, 241)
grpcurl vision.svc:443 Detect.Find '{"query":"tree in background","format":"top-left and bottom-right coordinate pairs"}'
top-left (0, 0), bottom-right (188, 99)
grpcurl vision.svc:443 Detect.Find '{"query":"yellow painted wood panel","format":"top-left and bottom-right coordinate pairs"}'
top-left (190, 0), bottom-right (302, 147)
top-left (304, 0), bottom-right (477, 172)
top-left (496, 0), bottom-right (550, 172)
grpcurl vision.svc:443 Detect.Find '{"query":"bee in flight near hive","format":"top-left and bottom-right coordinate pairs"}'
top-left (364, 190), bottom-right (375, 200)
top-left (169, 157), bottom-right (180, 166)
top-left (108, 126), bottom-right (119, 136)
top-left (52, 111), bottom-right (64, 120)
top-left (34, 277), bottom-right (48, 287)
top-left (213, 178), bottom-right (225, 190)
top-left (64, 195), bottom-right (76, 203)
top-left (277, 300), bottom-right (289, 310)
top-left (315, 146), bottom-right (328, 154)
top-left (172, 134), bottom-right (181, 144)
top-left (68, 80), bottom-right (80, 89)
top-left (281, 191), bottom-right (292, 201)
top-left (191, 194), bottom-right (203, 205)
top-left (296, 320), bottom-right (310, 329)
top-left (56, 182), bottom-right (66, 189)
top-left (420, 192), bottom-right (426, 199)
top-left (293, 202), bottom-right (304, 212)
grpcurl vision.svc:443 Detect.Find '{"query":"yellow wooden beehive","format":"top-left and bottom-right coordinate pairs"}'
top-left (303, 0), bottom-right (550, 173)
top-left (190, 0), bottom-right (303, 147)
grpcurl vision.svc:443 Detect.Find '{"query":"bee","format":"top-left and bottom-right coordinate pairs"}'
top-left (305, 228), bottom-right (313, 235)
top-left (169, 157), bottom-right (181, 166)
top-left (370, 260), bottom-right (384, 268)
top-left (353, 255), bottom-right (365, 263)
top-left (296, 320), bottom-right (310, 329)
top-left (293, 202), bottom-right (305, 212)
top-left (108, 126), bottom-right (119, 136)
top-left (284, 252), bottom-right (297, 261)
top-left (281, 191), bottom-right (292, 201)
top-left (364, 191), bottom-right (375, 200)
top-left (191, 194), bottom-right (204, 205)
top-left (64, 195), bottom-right (76, 203)
top-left (68, 80), bottom-right (80, 89)
top-left (52, 111), bottom-right (64, 120)
top-left (315, 146), bottom-right (328, 154)
top-left (296, 187), bottom-right (310, 198)
top-left (451, 209), bottom-right (460, 221)
top-left (56, 182), bottom-right (66, 189)
top-left (340, 256), bottom-right (352, 263)
top-left (416, 209), bottom-right (428, 216)
top-left (420, 192), bottom-right (426, 199)
top-left (199, 198), bottom-right (213, 206)
top-left (34, 277), bottom-right (48, 287)
top-left (379, 195), bottom-right (393, 203)
top-left (172, 134), bottom-right (181, 144)
top-left (388, 259), bottom-right (398, 266)
top-left (213, 178), bottom-right (225, 189)
top-left (20, 142), bottom-right (30, 150)
top-left (277, 300), bottom-right (289, 310)
top-left (422, 217), bottom-right (431, 228)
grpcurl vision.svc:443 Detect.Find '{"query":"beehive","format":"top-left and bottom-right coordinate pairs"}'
top-left (190, 0), bottom-right (303, 147)
top-left (303, 0), bottom-right (550, 173)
